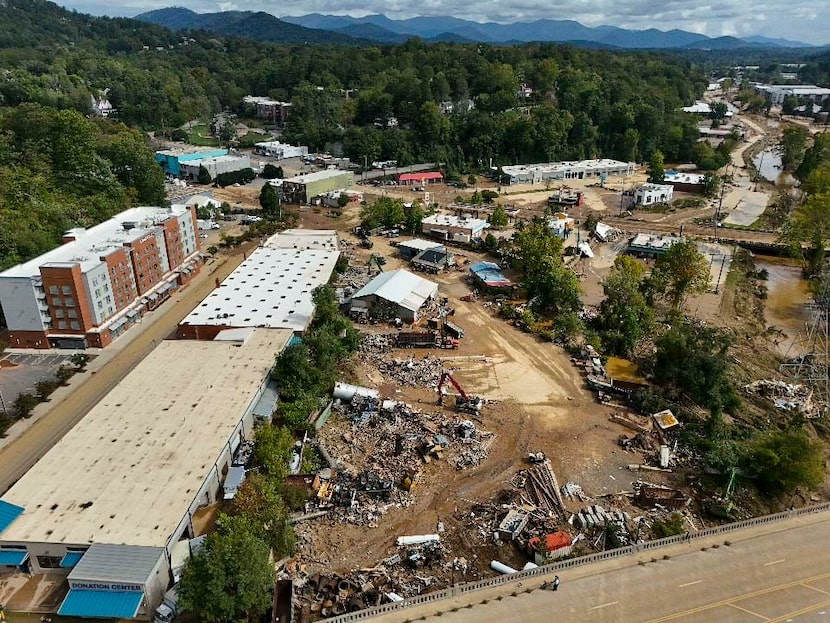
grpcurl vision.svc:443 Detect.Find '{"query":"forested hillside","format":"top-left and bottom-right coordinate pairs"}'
top-left (0, 105), bottom-right (165, 271)
top-left (0, 0), bottom-right (710, 268)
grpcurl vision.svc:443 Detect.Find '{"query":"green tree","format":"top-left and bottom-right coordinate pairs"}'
top-left (779, 125), bottom-right (809, 172)
top-left (12, 393), bottom-right (40, 419)
top-left (796, 133), bottom-right (830, 183)
top-left (259, 182), bottom-right (279, 218)
top-left (252, 425), bottom-right (294, 481)
top-left (489, 203), bottom-right (508, 228)
top-left (703, 173), bottom-right (721, 198)
top-left (231, 472), bottom-right (295, 558)
top-left (360, 196), bottom-right (405, 229)
top-left (404, 202), bottom-right (424, 234)
top-left (261, 163), bottom-right (283, 179)
top-left (652, 240), bottom-right (710, 308)
top-left (197, 165), bottom-right (212, 185)
top-left (178, 515), bottom-right (273, 623)
top-left (743, 430), bottom-right (825, 494)
top-left (648, 150), bottom-right (666, 183)
top-left (652, 321), bottom-right (740, 414)
top-left (597, 256), bottom-right (653, 356)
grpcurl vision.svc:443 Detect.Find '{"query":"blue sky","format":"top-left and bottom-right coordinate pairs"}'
top-left (57, 0), bottom-right (830, 45)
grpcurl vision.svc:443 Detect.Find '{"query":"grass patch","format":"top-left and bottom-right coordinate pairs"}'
top-left (187, 124), bottom-right (220, 147)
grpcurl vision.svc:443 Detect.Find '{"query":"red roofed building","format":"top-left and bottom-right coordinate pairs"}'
top-left (528, 532), bottom-right (573, 565)
top-left (398, 171), bottom-right (444, 185)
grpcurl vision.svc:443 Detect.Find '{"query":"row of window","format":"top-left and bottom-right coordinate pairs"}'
top-left (56, 320), bottom-right (81, 331)
top-left (48, 285), bottom-right (72, 295)
top-left (52, 296), bottom-right (75, 307)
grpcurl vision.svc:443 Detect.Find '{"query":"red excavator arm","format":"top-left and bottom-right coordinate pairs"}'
top-left (437, 371), bottom-right (468, 400)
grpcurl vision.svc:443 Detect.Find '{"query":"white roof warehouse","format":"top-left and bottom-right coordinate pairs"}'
top-left (0, 328), bottom-right (292, 619)
top-left (177, 230), bottom-right (340, 340)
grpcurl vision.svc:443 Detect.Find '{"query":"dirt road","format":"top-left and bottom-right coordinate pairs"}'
top-left (0, 245), bottom-right (253, 494)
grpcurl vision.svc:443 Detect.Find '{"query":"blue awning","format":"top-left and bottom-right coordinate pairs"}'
top-left (0, 500), bottom-right (24, 535)
top-left (0, 550), bottom-right (29, 566)
top-left (60, 551), bottom-right (85, 568)
top-left (59, 589), bottom-right (144, 619)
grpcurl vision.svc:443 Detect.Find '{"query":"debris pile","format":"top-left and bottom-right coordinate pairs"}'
top-left (358, 334), bottom-right (447, 388)
top-left (516, 462), bottom-right (568, 521)
top-left (745, 379), bottom-right (819, 416)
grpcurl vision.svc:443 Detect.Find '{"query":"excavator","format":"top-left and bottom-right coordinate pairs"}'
top-left (437, 371), bottom-right (484, 414)
top-left (368, 254), bottom-right (386, 273)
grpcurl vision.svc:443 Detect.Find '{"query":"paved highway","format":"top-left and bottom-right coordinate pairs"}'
top-left (367, 511), bottom-right (830, 623)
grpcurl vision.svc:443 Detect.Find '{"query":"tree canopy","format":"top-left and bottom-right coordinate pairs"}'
top-left (652, 240), bottom-right (710, 308)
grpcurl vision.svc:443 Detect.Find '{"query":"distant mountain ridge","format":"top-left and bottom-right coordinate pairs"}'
top-left (136, 7), bottom-right (817, 49)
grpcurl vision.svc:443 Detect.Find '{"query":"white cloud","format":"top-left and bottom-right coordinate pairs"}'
top-left (58, 0), bottom-right (830, 45)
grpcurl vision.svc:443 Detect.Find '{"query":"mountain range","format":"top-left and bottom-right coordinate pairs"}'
top-left (136, 7), bottom-right (816, 49)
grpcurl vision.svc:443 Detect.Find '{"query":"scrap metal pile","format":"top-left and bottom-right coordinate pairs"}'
top-left (307, 397), bottom-right (493, 526)
top-left (358, 334), bottom-right (445, 388)
top-left (286, 535), bottom-right (467, 618)
top-left (745, 379), bottom-right (820, 417)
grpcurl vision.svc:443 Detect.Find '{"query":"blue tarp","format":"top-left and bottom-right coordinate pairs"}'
top-left (59, 589), bottom-right (144, 619)
top-left (0, 550), bottom-right (29, 566)
top-left (0, 500), bottom-right (24, 535)
top-left (60, 552), bottom-right (85, 568)
top-left (469, 261), bottom-right (513, 288)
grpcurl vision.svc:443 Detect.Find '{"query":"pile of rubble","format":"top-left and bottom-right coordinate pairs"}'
top-left (358, 334), bottom-right (447, 388)
top-left (334, 264), bottom-right (374, 292)
top-left (514, 462), bottom-right (568, 521)
top-left (287, 535), bottom-right (465, 618)
top-left (745, 379), bottom-right (820, 416)
top-left (305, 397), bottom-right (493, 526)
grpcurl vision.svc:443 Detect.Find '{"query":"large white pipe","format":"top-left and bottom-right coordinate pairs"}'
top-left (333, 382), bottom-right (379, 402)
top-left (522, 562), bottom-right (539, 570)
top-left (396, 534), bottom-right (440, 547)
top-left (490, 560), bottom-right (518, 575)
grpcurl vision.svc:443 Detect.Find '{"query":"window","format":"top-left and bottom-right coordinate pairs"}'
top-left (65, 297), bottom-right (75, 307)
top-left (70, 321), bottom-right (80, 330)
top-left (52, 297), bottom-right (62, 307)
top-left (98, 301), bottom-right (103, 308)
top-left (54, 309), bottom-right (65, 319)
top-left (68, 310), bottom-right (77, 319)
top-left (57, 321), bottom-right (67, 330)
top-left (37, 556), bottom-right (62, 569)
top-left (49, 285), bottom-right (59, 295)
top-left (61, 285), bottom-right (72, 295)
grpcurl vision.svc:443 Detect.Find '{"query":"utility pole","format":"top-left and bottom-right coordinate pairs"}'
top-left (714, 168), bottom-right (728, 242)
top-left (618, 178), bottom-right (627, 217)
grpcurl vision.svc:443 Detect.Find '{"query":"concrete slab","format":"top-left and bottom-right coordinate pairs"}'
top-left (722, 187), bottom-right (769, 227)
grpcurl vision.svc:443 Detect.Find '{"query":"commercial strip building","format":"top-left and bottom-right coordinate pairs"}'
top-left (281, 170), bottom-right (355, 204)
top-left (421, 214), bottom-right (489, 243)
top-left (496, 159), bottom-right (635, 185)
top-left (397, 171), bottom-right (443, 185)
top-left (663, 170), bottom-right (706, 193)
top-left (155, 147), bottom-right (229, 177)
top-left (634, 183), bottom-right (674, 206)
top-left (179, 154), bottom-right (252, 181)
top-left (0, 328), bottom-right (293, 619)
top-left (350, 269), bottom-right (439, 323)
top-left (0, 206), bottom-right (202, 349)
top-left (254, 141), bottom-right (308, 159)
top-left (178, 230), bottom-right (340, 340)
top-left (753, 84), bottom-right (830, 106)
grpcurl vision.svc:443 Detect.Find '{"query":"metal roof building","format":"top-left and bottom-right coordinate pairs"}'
top-left (350, 269), bottom-right (439, 322)
top-left (497, 159), bottom-right (635, 185)
top-left (178, 238), bottom-right (340, 340)
top-left (0, 328), bottom-right (292, 619)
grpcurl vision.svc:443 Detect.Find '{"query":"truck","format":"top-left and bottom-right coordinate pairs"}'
top-left (396, 331), bottom-right (458, 349)
top-left (223, 466), bottom-right (246, 500)
top-left (153, 588), bottom-right (179, 623)
top-left (196, 219), bottom-right (220, 231)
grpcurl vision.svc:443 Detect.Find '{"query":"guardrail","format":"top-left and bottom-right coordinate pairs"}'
top-left (323, 503), bottom-right (830, 622)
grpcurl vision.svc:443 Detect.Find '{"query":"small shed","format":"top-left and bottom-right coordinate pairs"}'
top-left (469, 261), bottom-right (513, 289)
top-left (396, 239), bottom-right (443, 260)
top-left (350, 269), bottom-right (439, 323)
top-left (528, 532), bottom-right (573, 565)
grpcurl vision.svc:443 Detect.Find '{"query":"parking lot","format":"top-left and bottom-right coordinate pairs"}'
top-left (0, 353), bottom-right (77, 411)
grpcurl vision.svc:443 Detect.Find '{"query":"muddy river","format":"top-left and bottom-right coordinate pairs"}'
top-left (756, 255), bottom-right (811, 356)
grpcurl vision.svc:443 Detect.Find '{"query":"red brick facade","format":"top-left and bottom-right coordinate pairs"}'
top-left (126, 234), bottom-right (164, 295)
top-left (102, 248), bottom-right (137, 312)
top-left (176, 323), bottom-right (229, 341)
top-left (6, 329), bottom-right (49, 349)
top-left (163, 218), bottom-right (186, 271)
top-left (39, 264), bottom-right (95, 335)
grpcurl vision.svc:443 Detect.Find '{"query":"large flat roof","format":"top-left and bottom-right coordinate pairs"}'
top-left (180, 246), bottom-right (339, 332)
top-left (0, 206), bottom-right (192, 279)
top-left (499, 159), bottom-right (633, 177)
top-left (283, 169), bottom-right (351, 185)
top-left (263, 229), bottom-right (339, 252)
top-left (0, 329), bottom-right (292, 547)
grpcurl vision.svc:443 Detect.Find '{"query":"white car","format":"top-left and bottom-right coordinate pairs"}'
top-left (199, 233), bottom-right (209, 239)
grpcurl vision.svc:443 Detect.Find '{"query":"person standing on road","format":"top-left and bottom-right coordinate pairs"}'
top-left (553, 575), bottom-right (560, 591)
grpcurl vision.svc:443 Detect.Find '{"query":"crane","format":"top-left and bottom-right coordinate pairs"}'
top-left (437, 371), bottom-right (483, 414)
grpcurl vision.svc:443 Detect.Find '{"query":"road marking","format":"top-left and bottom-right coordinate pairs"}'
top-left (803, 583), bottom-right (830, 596)
top-left (589, 601), bottom-right (619, 611)
top-left (765, 559), bottom-right (787, 566)
top-left (644, 571), bottom-right (830, 623)
top-left (769, 598), bottom-right (830, 622)
top-left (679, 580), bottom-right (703, 588)
top-left (728, 603), bottom-right (770, 620)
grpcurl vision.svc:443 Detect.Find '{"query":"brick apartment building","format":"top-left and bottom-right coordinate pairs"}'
top-left (0, 206), bottom-right (203, 349)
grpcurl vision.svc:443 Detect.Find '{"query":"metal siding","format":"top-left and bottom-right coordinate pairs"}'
top-left (68, 543), bottom-right (165, 586)
top-left (0, 500), bottom-right (25, 535)
top-left (58, 589), bottom-right (144, 618)
top-left (0, 550), bottom-right (29, 566)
